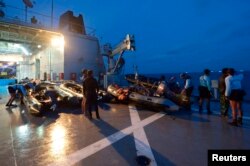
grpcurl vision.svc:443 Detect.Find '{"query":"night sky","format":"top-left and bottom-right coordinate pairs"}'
top-left (4, 0), bottom-right (250, 74)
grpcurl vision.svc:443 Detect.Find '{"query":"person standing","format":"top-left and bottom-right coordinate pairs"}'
top-left (180, 73), bottom-right (194, 110)
top-left (198, 69), bottom-right (212, 114)
top-left (81, 69), bottom-right (88, 114)
top-left (225, 68), bottom-right (245, 126)
top-left (82, 70), bottom-right (100, 120)
top-left (219, 68), bottom-right (229, 117)
top-left (80, 69), bottom-right (88, 82)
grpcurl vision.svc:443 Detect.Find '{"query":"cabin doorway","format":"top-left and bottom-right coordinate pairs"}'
top-left (35, 59), bottom-right (40, 79)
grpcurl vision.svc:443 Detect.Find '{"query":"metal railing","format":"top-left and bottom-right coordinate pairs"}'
top-left (0, 3), bottom-right (96, 35)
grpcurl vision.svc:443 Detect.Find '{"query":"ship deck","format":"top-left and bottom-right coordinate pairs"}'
top-left (0, 87), bottom-right (250, 166)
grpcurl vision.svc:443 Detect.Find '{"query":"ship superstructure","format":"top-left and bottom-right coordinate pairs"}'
top-left (0, 9), bottom-right (105, 82)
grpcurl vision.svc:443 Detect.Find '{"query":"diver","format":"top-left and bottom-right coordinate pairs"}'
top-left (6, 84), bottom-right (26, 107)
top-left (6, 84), bottom-right (17, 107)
top-left (155, 75), bottom-right (166, 96)
top-left (81, 69), bottom-right (88, 114)
top-left (82, 70), bottom-right (100, 120)
top-left (225, 68), bottom-right (245, 126)
top-left (219, 68), bottom-right (229, 117)
top-left (167, 76), bottom-right (181, 94)
top-left (180, 73), bottom-right (194, 110)
top-left (198, 69), bottom-right (212, 114)
top-left (80, 69), bottom-right (88, 82)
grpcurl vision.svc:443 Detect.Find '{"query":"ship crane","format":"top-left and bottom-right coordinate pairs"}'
top-left (102, 34), bottom-right (135, 74)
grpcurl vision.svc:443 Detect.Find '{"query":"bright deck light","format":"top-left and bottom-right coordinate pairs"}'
top-left (51, 36), bottom-right (65, 47)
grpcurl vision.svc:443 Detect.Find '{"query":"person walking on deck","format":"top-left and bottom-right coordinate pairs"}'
top-left (219, 68), bottom-right (229, 117)
top-left (225, 68), bottom-right (245, 126)
top-left (198, 69), bottom-right (212, 114)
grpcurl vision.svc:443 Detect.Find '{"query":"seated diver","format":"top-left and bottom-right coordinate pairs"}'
top-left (34, 88), bottom-right (51, 104)
top-left (155, 75), bottom-right (167, 97)
top-left (167, 76), bottom-right (181, 94)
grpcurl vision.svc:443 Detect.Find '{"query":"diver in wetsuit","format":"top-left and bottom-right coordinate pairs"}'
top-left (82, 70), bottom-right (100, 119)
top-left (219, 68), bottom-right (229, 117)
top-left (6, 84), bottom-right (26, 107)
top-left (198, 69), bottom-right (212, 114)
top-left (81, 69), bottom-right (88, 114)
top-left (180, 73), bottom-right (194, 110)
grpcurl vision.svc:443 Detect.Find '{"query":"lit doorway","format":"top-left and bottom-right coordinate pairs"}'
top-left (35, 59), bottom-right (40, 79)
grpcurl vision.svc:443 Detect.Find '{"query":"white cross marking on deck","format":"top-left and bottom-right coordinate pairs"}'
top-left (48, 112), bottom-right (165, 166)
top-left (129, 105), bottom-right (157, 166)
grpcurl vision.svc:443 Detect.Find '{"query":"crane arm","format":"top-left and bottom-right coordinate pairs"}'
top-left (102, 34), bottom-right (135, 74)
top-left (102, 34), bottom-right (135, 58)
top-left (110, 34), bottom-right (135, 58)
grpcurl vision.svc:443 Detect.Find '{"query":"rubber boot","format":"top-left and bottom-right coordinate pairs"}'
top-left (206, 103), bottom-right (211, 114)
top-left (96, 108), bottom-right (100, 119)
top-left (229, 119), bottom-right (238, 126)
top-left (237, 117), bottom-right (243, 125)
top-left (88, 108), bottom-right (93, 120)
top-left (199, 105), bottom-right (202, 113)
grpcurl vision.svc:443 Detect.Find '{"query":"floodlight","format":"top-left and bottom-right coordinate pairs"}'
top-left (51, 36), bottom-right (64, 47)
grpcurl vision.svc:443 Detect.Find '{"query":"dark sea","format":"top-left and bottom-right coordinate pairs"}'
top-left (144, 71), bottom-right (250, 102)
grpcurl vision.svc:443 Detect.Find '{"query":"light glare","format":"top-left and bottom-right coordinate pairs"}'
top-left (51, 36), bottom-right (64, 47)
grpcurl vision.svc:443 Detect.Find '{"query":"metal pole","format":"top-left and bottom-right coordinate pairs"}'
top-left (49, 49), bottom-right (51, 80)
top-left (50, 0), bottom-right (54, 79)
top-left (49, 46), bottom-right (52, 80)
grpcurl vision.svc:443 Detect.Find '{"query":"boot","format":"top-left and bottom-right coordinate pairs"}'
top-left (89, 114), bottom-right (93, 120)
top-left (184, 104), bottom-right (191, 111)
top-left (237, 117), bottom-right (243, 125)
top-left (96, 111), bottom-right (100, 119)
top-left (88, 110), bottom-right (93, 120)
top-left (206, 104), bottom-right (211, 114)
top-left (223, 107), bottom-right (229, 117)
top-left (96, 115), bottom-right (100, 119)
top-left (199, 106), bottom-right (202, 113)
top-left (229, 119), bottom-right (238, 126)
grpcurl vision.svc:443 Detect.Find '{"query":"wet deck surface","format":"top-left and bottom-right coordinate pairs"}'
top-left (1, 87), bottom-right (250, 166)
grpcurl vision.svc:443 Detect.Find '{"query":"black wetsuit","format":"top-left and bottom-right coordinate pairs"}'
top-left (83, 76), bottom-right (99, 119)
top-left (6, 84), bottom-right (25, 106)
top-left (219, 74), bottom-right (229, 116)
